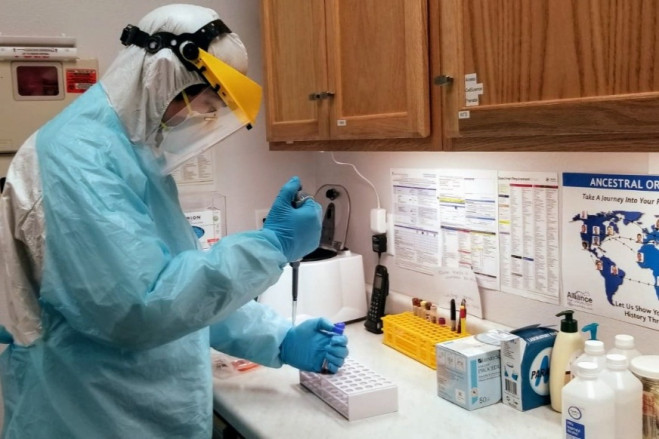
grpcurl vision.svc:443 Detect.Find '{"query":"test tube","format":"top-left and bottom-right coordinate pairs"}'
top-left (321, 322), bottom-right (346, 374)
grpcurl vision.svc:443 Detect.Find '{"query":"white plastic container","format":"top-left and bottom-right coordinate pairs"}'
top-left (570, 340), bottom-right (606, 379)
top-left (550, 310), bottom-right (585, 412)
top-left (599, 354), bottom-right (642, 439)
top-left (562, 362), bottom-right (615, 439)
top-left (630, 355), bottom-right (659, 439)
top-left (607, 334), bottom-right (641, 362)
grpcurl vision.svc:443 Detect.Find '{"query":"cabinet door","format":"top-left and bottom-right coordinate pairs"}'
top-left (261, 0), bottom-right (329, 142)
top-left (441, 0), bottom-right (659, 138)
top-left (326, 0), bottom-right (430, 140)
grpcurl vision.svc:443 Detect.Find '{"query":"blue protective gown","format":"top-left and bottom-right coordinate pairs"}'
top-left (0, 84), bottom-right (291, 439)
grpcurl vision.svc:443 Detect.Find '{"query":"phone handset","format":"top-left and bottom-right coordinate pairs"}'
top-left (364, 264), bottom-right (389, 334)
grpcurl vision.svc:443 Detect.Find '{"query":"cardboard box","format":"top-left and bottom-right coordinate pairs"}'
top-left (500, 326), bottom-right (557, 411)
top-left (436, 335), bottom-right (501, 410)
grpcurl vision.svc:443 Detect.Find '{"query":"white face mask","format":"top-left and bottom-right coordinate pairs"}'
top-left (150, 87), bottom-right (246, 174)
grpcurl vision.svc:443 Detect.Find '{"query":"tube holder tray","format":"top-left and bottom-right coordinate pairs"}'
top-left (299, 357), bottom-right (398, 421)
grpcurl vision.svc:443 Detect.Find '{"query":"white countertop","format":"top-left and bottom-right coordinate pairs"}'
top-left (212, 321), bottom-right (562, 439)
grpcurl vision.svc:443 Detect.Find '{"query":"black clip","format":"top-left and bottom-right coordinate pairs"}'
top-left (120, 24), bottom-right (150, 50)
top-left (120, 25), bottom-right (139, 46)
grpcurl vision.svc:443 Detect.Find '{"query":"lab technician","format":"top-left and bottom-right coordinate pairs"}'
top-left (0, 4), bottom-right (348, 439)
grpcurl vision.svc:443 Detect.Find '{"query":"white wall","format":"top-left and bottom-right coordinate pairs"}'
top-left (315, 151), bottom-right (659, 351)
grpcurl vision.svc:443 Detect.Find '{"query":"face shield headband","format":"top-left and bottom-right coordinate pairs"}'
top-left (120, 20), bottom-right (263, 174)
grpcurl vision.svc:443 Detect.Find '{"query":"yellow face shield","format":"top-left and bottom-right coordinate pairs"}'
top-left (185, 47), bottom-right (262, 127)
top-left (120, 19), bottom-right (263, 173)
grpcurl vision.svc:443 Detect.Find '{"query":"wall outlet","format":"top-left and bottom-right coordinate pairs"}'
top-left (255, 209), bottom-right (269, 229)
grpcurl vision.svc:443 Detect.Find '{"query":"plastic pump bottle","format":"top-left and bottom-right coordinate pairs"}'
top-left (607, 334), bottom-right (641, 363)
top-left (581, 322), bottom-right (599, 341)
top-left (550, 310), bottom-right (584, 412)
top-left (599, 354), bottom-right (643, 439)
top-left (562, 362), bottom-right (615, 439)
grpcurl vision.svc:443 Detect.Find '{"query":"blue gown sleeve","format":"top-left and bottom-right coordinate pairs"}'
top-left (36, 107), bottom-right (288, 350)
top-left (209, 300), bottom-right (291, 367)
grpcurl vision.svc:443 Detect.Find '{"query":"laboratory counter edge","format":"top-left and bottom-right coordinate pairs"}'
top-left (211, 314), bottom-right (562, 439)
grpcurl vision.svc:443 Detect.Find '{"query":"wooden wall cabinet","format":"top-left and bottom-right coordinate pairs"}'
top-left (261, 0), bottom-right (434, 150)
top-left (262, 0), bottom-right (659, 152)
top-left (440, 0), bottom-right (659, 150)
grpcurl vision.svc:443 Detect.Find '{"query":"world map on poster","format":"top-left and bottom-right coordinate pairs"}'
top-left (562, 173), bottom-right (659, 329)
top-left (571, 209), bottom-right (659, 308)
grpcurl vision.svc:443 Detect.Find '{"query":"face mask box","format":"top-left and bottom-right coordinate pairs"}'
top-left (500, 326), bottom-right (557, 411)
top-left (435, 335), bottom-right (502, 410)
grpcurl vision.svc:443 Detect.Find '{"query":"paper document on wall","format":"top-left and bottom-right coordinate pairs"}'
top-left (436, 266), bottom-right (483, 318)
top-left (498, 171), bottom-right (560, 304)
top-left (173, 150), bottom-right (215, 185)
top-left (391, 168), bottom-right (499, 290)
top-left (437, 169), bottom-right (499, 290)
top-left (391, 169), bottom-right (441, 274)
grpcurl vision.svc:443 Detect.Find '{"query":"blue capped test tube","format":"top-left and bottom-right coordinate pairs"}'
top-left (321, 322), bottom-right (346, 374)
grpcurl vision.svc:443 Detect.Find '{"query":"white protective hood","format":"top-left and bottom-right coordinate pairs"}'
top-left (101, 3), bottom-right (249, 146)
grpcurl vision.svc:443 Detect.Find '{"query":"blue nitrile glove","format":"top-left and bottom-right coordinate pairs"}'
top-left (263, 176), bottom-right (322, 262)
top-left (280, 318), bottom-right (349, 373)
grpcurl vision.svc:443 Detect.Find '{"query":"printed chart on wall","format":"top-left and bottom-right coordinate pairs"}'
top-left (562, 173), bottom-right (659, 329)
top-left (498, 172), bottom-right (560, 304)
top-left (391, 169), bottom-right (441, 274)
top-left (392, 168), bottom-right (499, 290)
top-left (172, 150), bottom-right (215, 185)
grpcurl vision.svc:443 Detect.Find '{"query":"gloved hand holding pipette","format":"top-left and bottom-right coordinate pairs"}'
top-left (263, 176), bottom-right (322, 262)
top-left (280, 318), bottom-right (349, 373)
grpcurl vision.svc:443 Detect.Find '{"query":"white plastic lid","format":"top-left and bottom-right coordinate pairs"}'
top-left (615, 334), bottom-right (635, 349)
top-left (474, 329), bottom-right (517, 346)
top-left (576, 361), bottom-right (599, 378)
top-left (630, 355), bottom-right (659, 379)
top-left (605, 353), bottom-right (628, 370)
top-left (584, 340), bottom-right (605, 355)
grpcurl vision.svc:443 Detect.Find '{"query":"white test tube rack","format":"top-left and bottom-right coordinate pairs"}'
top-left (299, 357), bottom-right (398, 421)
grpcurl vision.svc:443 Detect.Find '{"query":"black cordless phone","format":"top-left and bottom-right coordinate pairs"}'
top-left (364, 264), bottom-right (389, 334)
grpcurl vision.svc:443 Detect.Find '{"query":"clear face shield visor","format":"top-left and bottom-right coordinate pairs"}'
top-left (155, 49), bottom-right (262, 174)
top-left (155, 87), bottom-right (244, 175)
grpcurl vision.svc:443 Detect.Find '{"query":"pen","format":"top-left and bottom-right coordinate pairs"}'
top-left (450, 299), bottom-right (456, 331)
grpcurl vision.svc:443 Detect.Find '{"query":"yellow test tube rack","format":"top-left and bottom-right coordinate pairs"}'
top-left (381, 312), bottom-right (470, 369)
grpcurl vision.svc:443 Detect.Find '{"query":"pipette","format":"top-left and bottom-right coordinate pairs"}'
top-left (290, 189), bottom-right (312, 325)
top-left (290, 260), bottom-right (300, 325)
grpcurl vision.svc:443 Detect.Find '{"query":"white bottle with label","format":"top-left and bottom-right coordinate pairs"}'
top-left (599, 354), bottom-right (642, 439)
top-left (550, 310), bottom-right (585, 412)
top-left (570, 340), bottom-right (606, 379)
top-left (607, 334), bottom-right (641, 362)
top-left (562, 362), bottom-right (615, 439)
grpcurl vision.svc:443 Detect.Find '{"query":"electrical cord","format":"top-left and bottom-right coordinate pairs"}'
top-left (330, 152), bottom-right (381, 209)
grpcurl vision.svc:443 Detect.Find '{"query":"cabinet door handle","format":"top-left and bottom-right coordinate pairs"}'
top-left (433, 75), bottom-right (453, 86)
top-left (308, 91), bottom-right (336, 101)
